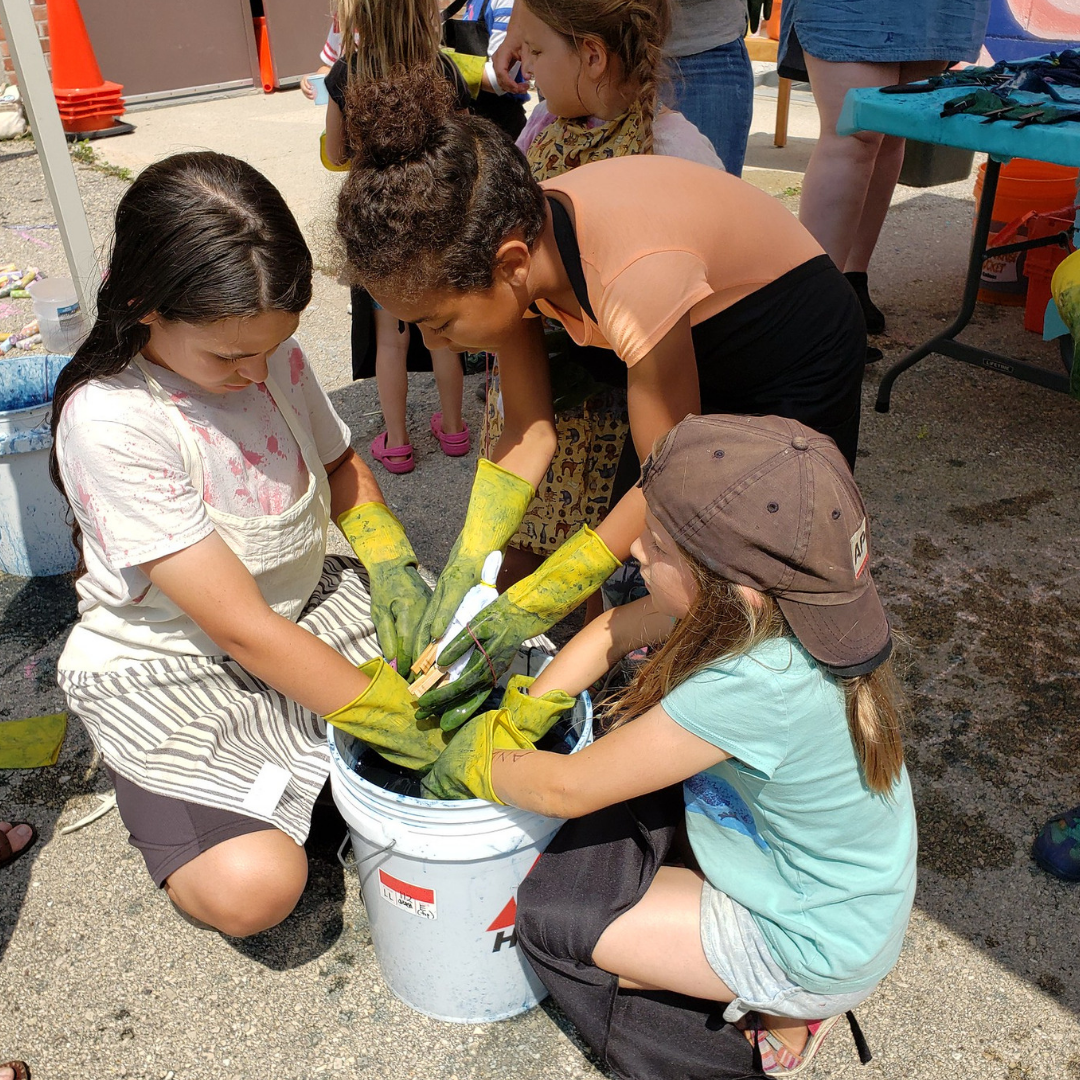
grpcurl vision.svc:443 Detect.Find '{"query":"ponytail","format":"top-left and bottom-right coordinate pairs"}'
top-left (840, 661), bottom-right (908, 796)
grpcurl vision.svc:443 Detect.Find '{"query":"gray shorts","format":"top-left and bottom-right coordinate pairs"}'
top-left (700, 880), bottom-right (877, 1022)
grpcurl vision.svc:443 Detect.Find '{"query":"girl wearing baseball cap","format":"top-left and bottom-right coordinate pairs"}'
top-left (422, 414), bottom-right (917, 1079)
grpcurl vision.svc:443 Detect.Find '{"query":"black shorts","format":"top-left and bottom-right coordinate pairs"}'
top-left (106, 766), bottom-right (275, 887)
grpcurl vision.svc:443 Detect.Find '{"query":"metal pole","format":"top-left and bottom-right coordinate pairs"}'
top-left (0, 0), bottom-right (100, 317)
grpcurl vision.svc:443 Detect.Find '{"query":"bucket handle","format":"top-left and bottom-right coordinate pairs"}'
top-left (336, 832), bottom-right (397, 873)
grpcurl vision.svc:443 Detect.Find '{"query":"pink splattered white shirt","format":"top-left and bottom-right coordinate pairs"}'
top-left (55, 338), bottom-right (350, 613)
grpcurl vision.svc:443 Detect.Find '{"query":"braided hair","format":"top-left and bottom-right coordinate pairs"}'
top-left (525, 0), bottom-right (671, 154)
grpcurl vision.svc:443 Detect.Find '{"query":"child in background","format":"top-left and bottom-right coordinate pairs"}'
top-left (483, 0), bottom-right (722, 618)
top-left (449, 0), bottom-right (530, 137)
top-left (323, 0), bottom-right (470, 474)
top-left (422, 414), bottom-right (917, 1079)
top-left (51, 152), bottom-right (443, 937)
top-left (300, 13), bottom-right (341, 99)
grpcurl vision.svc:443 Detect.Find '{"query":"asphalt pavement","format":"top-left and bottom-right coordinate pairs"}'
top-left (0, 81), bottom-right (1079, 1080)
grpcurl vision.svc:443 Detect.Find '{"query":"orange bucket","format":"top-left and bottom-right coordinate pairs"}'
top-left (765, 0), bottom-right (782, 40)
top-left (974, 159), bottom-right (1079, 305)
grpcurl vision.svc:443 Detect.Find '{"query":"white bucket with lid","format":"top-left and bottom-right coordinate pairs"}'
top-left (27, 277), bottom-right (88, 354)
top-left (329, 660), bottom-right (592, 1024)
top-left (0, 353), bottom-right (78, 576)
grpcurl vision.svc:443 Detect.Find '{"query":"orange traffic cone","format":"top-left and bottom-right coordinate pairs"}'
top-left (253, 16), bottom-right (276, 93)
top-left (46, 0), bottom-right (126, 135)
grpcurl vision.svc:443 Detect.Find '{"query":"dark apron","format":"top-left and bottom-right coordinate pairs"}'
top-left (516, 786), bottom-right (765, 1080)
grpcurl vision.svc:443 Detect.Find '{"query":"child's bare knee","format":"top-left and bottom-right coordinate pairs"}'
top-left (167, 832), bottom-right (308, 937)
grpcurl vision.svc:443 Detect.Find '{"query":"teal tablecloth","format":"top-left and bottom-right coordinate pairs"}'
top-left (838, 83), bottom-right (1080, 168)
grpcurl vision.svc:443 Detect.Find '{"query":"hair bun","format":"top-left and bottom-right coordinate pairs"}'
top-left (344, 65), bottom-right (457, 169)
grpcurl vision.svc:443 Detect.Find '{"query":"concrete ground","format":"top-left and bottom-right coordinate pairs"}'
top-left (1, 75), bottom-right (1079, 1080)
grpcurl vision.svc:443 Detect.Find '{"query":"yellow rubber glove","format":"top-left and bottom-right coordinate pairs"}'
top-left (418, 526), bottom-right (619, 727)
top-left (499, 675), bottom-right (576, 740)
top-left (324, 659), bottom-right (450, 772)
top-left (337, 503), bottom-right (431, 673)
top-left (412, 458), bottom-right (535, 662)
top-left (420, 708), bottom-right (532, 802)
top-left (442, 47), bottom-right (486, 99)
top-left (1051, 248), bottom-right (1080, 400)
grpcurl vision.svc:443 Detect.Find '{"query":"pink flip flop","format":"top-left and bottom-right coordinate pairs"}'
top-left (430, 413), bottom-right (471, 457)
top-left (370, 431), bottom-right (415, 474)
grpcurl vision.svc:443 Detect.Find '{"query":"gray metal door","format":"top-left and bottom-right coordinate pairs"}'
top-left (260, 0), bottom-right (337, 88)
top-left (77, 0), bottom-right (260, 104)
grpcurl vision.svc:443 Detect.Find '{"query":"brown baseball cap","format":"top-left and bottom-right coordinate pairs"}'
top-left (640, 414), bottom-right (892, 676)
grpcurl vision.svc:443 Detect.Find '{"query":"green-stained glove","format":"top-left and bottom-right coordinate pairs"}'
top-left (1052, 248), bottom-right (1080, 400)
top-left (337, 502), bottom-right (431, 672)
top-left (418, 710), bottom-right (524, 802)
top-left (417, 526), bottom-right (619, 727)
top-left (412, 458), bottom-right (535, 662)
top-left (500, 675), bottom-right (576, 739)
top-left (324, 658), bottom-right (450, 772)
top-left (421, 678), bottom-right (574, 800)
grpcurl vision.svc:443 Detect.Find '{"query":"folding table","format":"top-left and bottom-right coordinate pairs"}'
top-left (838, 76), bottom-right (1080, 412)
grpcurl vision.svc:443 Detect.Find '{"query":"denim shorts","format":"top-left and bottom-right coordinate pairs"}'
top-left (700, 880), bottom-right (877, 1022)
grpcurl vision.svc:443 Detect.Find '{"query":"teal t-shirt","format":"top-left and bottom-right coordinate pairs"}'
top-left (661, 638), bottom-right (917, 995)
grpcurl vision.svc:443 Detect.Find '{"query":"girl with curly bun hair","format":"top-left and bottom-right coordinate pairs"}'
top-left (336, 64), bottom-right (868, 729)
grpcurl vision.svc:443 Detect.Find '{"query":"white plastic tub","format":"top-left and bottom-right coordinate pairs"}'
top-left (0, 354), bottom-right (78, 576)
top-left (329, 683), bottom-right (592, 1023)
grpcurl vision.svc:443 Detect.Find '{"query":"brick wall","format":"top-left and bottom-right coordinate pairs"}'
top-left (0, 1), bottom-right (51, 85)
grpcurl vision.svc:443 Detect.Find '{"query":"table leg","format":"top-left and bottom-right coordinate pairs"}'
top-left (875, 158), bottom-right (1002, 413)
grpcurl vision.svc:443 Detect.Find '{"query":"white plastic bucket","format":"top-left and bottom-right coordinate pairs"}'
top-left (0, 354), bottom-right (78, 576)
top-left (329, 680), bottom-right (593, 1024)
top-left (27, 278), bottom-right (87, 354)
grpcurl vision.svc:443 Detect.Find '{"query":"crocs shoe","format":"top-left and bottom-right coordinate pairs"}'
top-left (370, 432), bottom-right (415, 474)
top-left (430, 413), bottom-right (471, 457)
top-left (1033, 805), bottom-right (1080, 881)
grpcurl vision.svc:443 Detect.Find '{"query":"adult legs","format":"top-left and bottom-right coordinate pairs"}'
top-left (800, 56), bottom-right (949, 274)
top-left (798, 56), bottom-right (901, 272)
top-left (842, 60), bottom-right (950, 275)
top-left (165, 828), bottom-right (308, 938)
top-left (668, 37), bottom-right (754, 177)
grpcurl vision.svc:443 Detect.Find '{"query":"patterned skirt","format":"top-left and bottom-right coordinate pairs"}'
top-left (482, 362), bottom-right (630, 558)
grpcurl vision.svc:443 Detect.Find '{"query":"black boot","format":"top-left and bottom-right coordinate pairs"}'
top-left (844, 271), bottom-right (886, 334)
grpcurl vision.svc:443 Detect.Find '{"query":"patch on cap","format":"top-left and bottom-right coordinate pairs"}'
top-left (850, 517), bottom-right (869, 580)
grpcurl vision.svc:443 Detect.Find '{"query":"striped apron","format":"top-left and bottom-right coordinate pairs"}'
top-left (58, 360), bottom-right (381, 843)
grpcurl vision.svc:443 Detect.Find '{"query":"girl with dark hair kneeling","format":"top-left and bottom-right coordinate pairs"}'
top-left (335, 67), bottom-right (868, 728)
top-left (52, 152), bottom-right (445, 936)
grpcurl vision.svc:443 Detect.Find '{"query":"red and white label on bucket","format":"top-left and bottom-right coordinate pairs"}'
top-left (378, 869), bottom-right (437, 920)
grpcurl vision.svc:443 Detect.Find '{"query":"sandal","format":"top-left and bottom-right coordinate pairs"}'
top-left (744, 1014), bottom-right (843, 1076)
top-left (430, 413), bottom-right (471, 457)
top-left (370, 432), bottom-right (415, 474)
top-left (0, 822), bottom-right (37, 871)
top-left (1, 1062), bottom-right (31, 1080)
